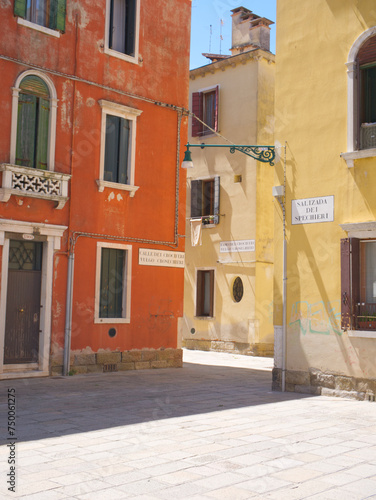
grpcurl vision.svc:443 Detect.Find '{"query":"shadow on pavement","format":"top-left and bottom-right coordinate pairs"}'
top-left (0, 360), bottom-right (312, 445)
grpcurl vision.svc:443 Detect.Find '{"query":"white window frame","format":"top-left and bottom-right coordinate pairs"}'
top-left (97, 100), bottom-right (141, 196)
top-left (17, 17), bottom-right (61, 37)
top-left (104, 0), bottom-right (141, 65)
top-left (10, 70), bottom-right (58, 172)
top-left (342, 26), bottom-right (376, 167)
top-left (194, 267), bottom-right (216, 319)
top-left (94, 242), bottom-right (132, 324)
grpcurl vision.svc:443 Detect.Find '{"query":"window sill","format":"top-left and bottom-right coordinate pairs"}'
top-left (96, 180), bottom-right (139, 197)
top-left (194, 316), bottom-right (215, 320)
top-left (94, 317), bottom-right (130, 324)
top-left (104, 47), bottom-right (139, 65)
top-left (341, 148), bottom-right (376, 168)
top-left (0, 163), bottom-right (71, 209)
top-left (17, 17), bottom-right (61, 38)
top-left (348, 330), bottom-right (376, 339)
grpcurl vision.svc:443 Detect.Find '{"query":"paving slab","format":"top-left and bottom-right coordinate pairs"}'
top-left (0, 349), bottom-right (376, 499)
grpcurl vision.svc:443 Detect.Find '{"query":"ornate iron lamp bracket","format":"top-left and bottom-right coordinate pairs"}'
top-left (186, 143), bottom-right (275, 165)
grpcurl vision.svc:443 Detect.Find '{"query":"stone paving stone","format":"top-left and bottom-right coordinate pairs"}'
top-left (205, 485), bottom-right (257, 499)
top-left (271, 465), bottom-right (324, 482)
top-left (235, 476), bottom-right (292, 494)
top-left (157, 469), bottom-right (204, 485)
top-left (343, 478), bottom-right (376, 497)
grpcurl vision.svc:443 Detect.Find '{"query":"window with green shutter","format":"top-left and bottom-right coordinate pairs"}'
top-left (100, 248), bottom-right (126, 319)
top-left (16, 75), bottom-right (50, 170)
top-left (14, 0), bottom-right (66, 32)
top-left (104, 115), bottom-right (130, 184)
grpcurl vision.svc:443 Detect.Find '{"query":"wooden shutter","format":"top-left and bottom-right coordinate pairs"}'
top-left (191, 180), bottom-right (203, 218)
top-left (50, 0), bottom-right (66, 32)
top-left (104, 115), bottom-right (120, 182)
top-left (213, 176), bottom-right (220, 224)
top-left (16, 93), bottom-right (37, 168)
top-left (191, 92), bottom-right (203, 137)
top-left (36, 98), bottom-right (50, 170)
top-left (118, 118), bottom-right (130, 184)
top-left (208, 269), bottom-right (214, 317)
top-left (14, 0), bottom-right (26, 18)
top-left (341, 238), bottom-right (359, 330)
top-left (214, 85), bottom-right (219, 132)
top-left (125, 0), bottom-right (136, 56)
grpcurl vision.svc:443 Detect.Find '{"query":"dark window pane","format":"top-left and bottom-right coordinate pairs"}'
top-left (110, 0), bottom-right (136, 56)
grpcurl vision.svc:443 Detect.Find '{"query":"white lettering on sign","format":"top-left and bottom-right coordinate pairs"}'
top-left (220, 240), bottom-right (255, 253)
top-left (22, 234), bottom-right (35, 240)
top-left (139, 249), bottom-right (185, 268)
top-left (292, 196), bottom-right (334, 225)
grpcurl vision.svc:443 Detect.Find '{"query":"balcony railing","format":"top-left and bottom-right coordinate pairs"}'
top-left (355, 303), bottom-right (376, 331)
top-left (0, 164), bottom-right (71, 209)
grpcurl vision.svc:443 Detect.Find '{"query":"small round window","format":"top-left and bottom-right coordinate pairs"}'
top-left (232, 277), bottom-right (244, 303)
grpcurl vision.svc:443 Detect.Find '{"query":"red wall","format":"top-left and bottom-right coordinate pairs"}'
top-left (0, 0), bottom-right (191, 354)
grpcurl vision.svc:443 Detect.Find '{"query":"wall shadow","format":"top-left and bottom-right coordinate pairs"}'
top-left (0, 360), bottom-right (312, 445)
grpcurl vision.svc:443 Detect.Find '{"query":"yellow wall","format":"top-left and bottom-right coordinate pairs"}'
top-left (274, 0), bottom-right (376, 381)
top-left (182, 50), bottom-right (275, 356)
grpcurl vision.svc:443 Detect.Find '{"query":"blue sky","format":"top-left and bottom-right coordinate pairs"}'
top-left (190, 0), bottom-right (276, 69)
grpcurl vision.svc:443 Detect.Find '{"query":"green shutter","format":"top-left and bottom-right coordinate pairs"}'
top-left (104, 115), bottom-right (120, 182)
top-left (50, 0), bottom-right (66, 32)
top-left (16, 93), bottom-right (37, 168)
top-left (14, 0), bottom-right (26, 18)
top-left (36, 98), bottom-right (50, 170)
top-left (118, 118), bottom-right (130, 184)
top-left (100, 248), bottom-right (124, 319)
top-left (125, 0), bottom-right (136, 56)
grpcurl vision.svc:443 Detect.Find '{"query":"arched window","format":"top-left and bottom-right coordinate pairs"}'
top-left (10, 71), bottom-right (57, 171)
top-left (357, 35), bottom-right (376, 150)
top-left (16, 76), bottom-right (50, 170)
top-left (344, 27), bottom-right (376, 164)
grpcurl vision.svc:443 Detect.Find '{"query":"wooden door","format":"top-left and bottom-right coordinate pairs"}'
top-left (4, 241), bottom-right (42, 364)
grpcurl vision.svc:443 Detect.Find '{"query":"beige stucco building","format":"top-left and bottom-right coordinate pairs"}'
top-left (273, 0), bottom-right (376, 399)
top-left (181, 7), bottom-right (275, 357)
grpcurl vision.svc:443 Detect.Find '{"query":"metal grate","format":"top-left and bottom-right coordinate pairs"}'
top-left (360, 122), bottom-right (376, 149)
top-left (103, 363), bottom-right (118, 372)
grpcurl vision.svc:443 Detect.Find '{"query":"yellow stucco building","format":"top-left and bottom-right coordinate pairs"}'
top-left (273, 0), bottom-right (376, 399)
top-left (181, 7), bottom-right (275, 356)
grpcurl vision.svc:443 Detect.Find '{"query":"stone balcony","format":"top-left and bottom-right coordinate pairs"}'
top-left (0, 164), bottom-right (71, 209)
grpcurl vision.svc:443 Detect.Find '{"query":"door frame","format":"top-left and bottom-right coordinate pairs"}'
top-left (0, 220), bottom-right (67, 379)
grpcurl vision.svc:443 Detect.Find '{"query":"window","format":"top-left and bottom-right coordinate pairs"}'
top-left (191, 177), bottom-right (220, 225)
top-left (95, 243), bottom-right (132, 323)
top-left (342, 27), bottom-right (376, 165)
top-left (105, 0), bottom-right (140, 63)
top-left (97, 100), bottom-right (142, 195)
top-left (10, 71), bottom-right (57, 171)
top-left (341, 238), bottom-right (376, 331)
top-left (191, 86), bottom-right (219, 137)
top-left (14, 0), bottom-right (66, 32)
top-left (358, 36), bottom-right (376, 150)
top-left (196, 269), bottom-right (214, 317)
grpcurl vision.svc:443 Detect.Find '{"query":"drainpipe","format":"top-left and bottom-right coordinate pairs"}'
top-left (63, 247), bottom-right (75, 376)
top-left (281, 142), bottom-right (287, 392)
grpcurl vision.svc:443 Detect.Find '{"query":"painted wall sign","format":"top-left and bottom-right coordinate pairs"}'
top-left (292, 195), bottom-right (334, 225)
top-left (220, 240), bottom-right (255, 253)
top-left (139, 249), bottom-right (185, 268)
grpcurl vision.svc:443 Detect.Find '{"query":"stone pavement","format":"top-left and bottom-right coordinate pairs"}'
top-left (1, 349), bottom-right (376, 499)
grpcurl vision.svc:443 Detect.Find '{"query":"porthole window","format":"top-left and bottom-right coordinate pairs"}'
top-left (232, 277), bottom-right (244, 303)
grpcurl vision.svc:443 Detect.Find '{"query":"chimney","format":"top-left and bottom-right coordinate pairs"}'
top-left (230, 6), bottom-right (274, 55)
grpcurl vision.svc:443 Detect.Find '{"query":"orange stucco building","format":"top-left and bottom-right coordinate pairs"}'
top-left (0, 0), bottom-right (191, 379)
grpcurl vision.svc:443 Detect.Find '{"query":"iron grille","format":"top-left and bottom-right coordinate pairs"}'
top-left (360, 122), bottom-right (376, 149)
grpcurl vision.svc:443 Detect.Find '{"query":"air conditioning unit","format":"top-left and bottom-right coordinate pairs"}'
top-left (360, 122), bottom-right (376, 150)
